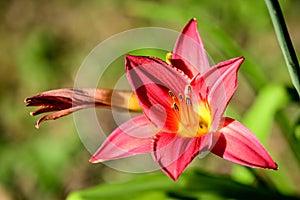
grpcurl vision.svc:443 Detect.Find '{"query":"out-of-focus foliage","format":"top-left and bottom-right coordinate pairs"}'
top-left (67, 171), bottom-right (299, 200)
top-left (1, 0), bottom-right (299, 199)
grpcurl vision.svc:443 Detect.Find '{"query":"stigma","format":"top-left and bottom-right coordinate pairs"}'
top-left (168, 85), bottom-right (211, 137)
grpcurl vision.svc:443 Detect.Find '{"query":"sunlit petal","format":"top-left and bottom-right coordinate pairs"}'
top-left (191, 57), bottom-right (244, 130)
top-left (152, 132), bottom-right (207, 181)
top-left (211, 117), bottom-right (278, 169)
top-left (126, 55), bottom-right (188, 132)
top-left (90, 115), bottom-right (156, 163)
top-left (172, 18), bottom-right (210, 75)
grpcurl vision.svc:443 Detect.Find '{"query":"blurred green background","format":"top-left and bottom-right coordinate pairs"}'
top-left (1, 0), bottom-right (300, 199)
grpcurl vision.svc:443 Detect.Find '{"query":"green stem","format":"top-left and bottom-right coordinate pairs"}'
top-left (265, 0), bottom-right (300, 97)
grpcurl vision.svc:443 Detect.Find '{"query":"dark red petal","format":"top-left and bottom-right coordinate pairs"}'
top-left (90, 115), bottom-right (155, 163)
top-left (152, 132), bottom-right (206, 181)
top-left (191, 57), bottom-right (244, 131)
top-left (172, 18), bottom-right (210, 76)
top-left (211, 117), bottom-right (278, 169)
top-left (34, 105), bottom-right (87, 128)
top-left (126, 55), bottom-right (189, 132)
top-left (168, 58), bottom-right (195, 79)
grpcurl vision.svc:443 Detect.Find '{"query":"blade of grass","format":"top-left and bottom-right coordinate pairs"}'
top-left (265, 0), bottom-right (300, 97)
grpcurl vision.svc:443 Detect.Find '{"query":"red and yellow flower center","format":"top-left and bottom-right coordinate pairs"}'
top-left (169, 85), bottom-right (211, 138)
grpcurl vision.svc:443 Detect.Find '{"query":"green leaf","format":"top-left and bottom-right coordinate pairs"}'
top-left (67, 173), bottom-right (182, 200)
top-left (242, 84), bottom-right (289, 144)
top-left (66, 170), bottom-right (299, 200)
top-left (185, 170), bottom-right (299, 200)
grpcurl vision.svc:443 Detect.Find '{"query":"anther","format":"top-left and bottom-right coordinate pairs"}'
top-left (172, 102), bottom-right (179, 111)
top-left (185, 96), bottom-right (192, 105)
top-left (184, 85), bottom-right (192, 95)
top-left (168, 90), bottom-right (174, 97)
top-left (178, 94), bottom-right (183, 102)
top-left (168, 90), bottom-right (176, 101)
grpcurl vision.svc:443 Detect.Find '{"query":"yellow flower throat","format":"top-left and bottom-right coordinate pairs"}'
top-left (169, 85), bottom-right (212, 138)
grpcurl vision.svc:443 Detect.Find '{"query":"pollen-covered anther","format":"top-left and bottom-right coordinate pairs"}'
top-left (166, 52), bottom-right (173, 65)
top-left (168, 90), bottom-right (177, 101)
top-left (172, 102), bottom-right (179, 111)
top-left (168, 90), bottom-right (181, 122)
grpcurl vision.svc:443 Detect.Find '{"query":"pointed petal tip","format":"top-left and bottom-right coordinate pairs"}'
top-left (89, 156), bottom-right (104, 163)
top-left (254, 161), bottom-right (278, 170)
top-left (231, 56), bottom-right (245, 65)
top-left (125, 54), bottom-right (141, 70)
top-left (124, 54), bottom-right (133, 60)
top-left (125, 54), bottom-right (139, 62)
top-left (35, 118), bottom-right (43, 129)
top-left (153, 133), bottom-right (202, 182)
top-left (233, 56), bottom-right (245, 70)
top-left (189, 18), bottom-right (197, 24)
top-left (24, 97), bottom-right (34, 104)
top-left (161, 170), bottom-right (179, 181)
top-left (237, 56), bottom-right (245, 63)
top-left (187, 18), bottom-right (197, 24)
top-left (171, 174), bottom-right (179, 181)
top-left (212, 118), bottom-right (279, 171)
top-left (269, 161), bottom-right (278, 170)
top-left (255, 160), bottom-right (278, 170)
top-left (274, 162), bottom-right (279, 170)
top-left (35, 123), bottom-right (40, 129)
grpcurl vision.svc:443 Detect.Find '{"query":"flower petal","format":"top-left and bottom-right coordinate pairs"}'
top-left (191, 57), bottom-right (244, 130)
top-left (34, 105), bottom-right (87, 128)
top-left (126, 55), bottom-right (189, 132)
top-left (167, 58), bottom-right (195, 79)
top-left (90, 115), bottom-right (155, 163)
top-left (172, 18), bottom-right (210, 76)
top-left (211, 117), bottom-right (278, 169)
top-left (152, 132), bottom-right (207, 181)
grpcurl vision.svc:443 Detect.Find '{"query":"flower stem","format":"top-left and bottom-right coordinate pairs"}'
top-left (265, 0), bottom-right (300, 97)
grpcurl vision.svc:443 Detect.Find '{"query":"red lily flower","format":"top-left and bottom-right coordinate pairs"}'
top-left (90, 19), bottom-right (277, 181)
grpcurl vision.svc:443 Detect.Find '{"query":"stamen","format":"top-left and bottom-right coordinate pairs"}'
top-left (179, 85), bottom-right (197, 128)
top-left (184, 85), bottom-right (192, 96)
top-left (168, 90), bottom-right (176, 101)
top-left (167, 85), bottom-right (212, 138)
top-left (172, 102), bottom-right (179, 111)
top-left (168, 90), bottom-right (181, 121)
top-left (168, 85), bottom-right (211, 138)
top-left (171, 102), bottom-right (181, 122)
top-left (185, 96), bottom-right (192, 105)
top-left (178, 94), bottom-right (183, 102)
